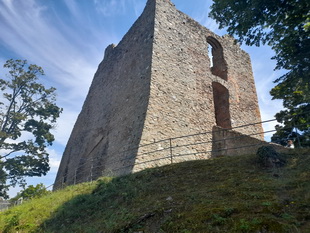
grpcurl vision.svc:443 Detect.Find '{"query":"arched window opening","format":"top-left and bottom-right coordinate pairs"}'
top-left (212, 82), bottom-right (231, 129)
top-left (207, 37), bottom-right (228, 81)
top-left (207, 44), bottom-right (213, 67)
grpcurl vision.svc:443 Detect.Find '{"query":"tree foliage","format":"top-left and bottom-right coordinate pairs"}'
top-left (0, 59), bottom-right (62, 198)
top-left (9, 183), bottom-right (50, 205)
top-left (209, 0), bottom-right (310, 146)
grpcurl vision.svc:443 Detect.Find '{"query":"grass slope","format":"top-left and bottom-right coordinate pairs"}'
top-left (0, 149), bottom-right (309, 233)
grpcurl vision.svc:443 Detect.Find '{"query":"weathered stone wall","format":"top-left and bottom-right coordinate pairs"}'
top-left (212, 126), bottom-right (289, 157)
top-left (132, 0), bottom-right (263, 172)
top-left (54, 0), bottom-right (156, 189)
top-left (54, 0), bottom-right (264, 189)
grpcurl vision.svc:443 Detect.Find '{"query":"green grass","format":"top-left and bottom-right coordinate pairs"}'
top-left (0, 148), bottom-right (309, 233)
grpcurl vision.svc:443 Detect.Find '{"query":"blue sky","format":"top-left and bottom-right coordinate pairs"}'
top-left (0, 0), bottom-right (284, 197)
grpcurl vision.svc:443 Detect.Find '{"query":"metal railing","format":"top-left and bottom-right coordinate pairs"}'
top-left (50, 115), bottom-right (308, 190)
top-left (0, 200), bottom-right (10, 211)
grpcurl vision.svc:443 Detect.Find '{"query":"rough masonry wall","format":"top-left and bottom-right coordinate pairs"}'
top-left (55, 0), bottom-right (264, 188)
top-left (212, 126), bottom-right (289, 157)
top-left (132, 0), bottom-right (263, 172)
top-left (133, 0), bottom-right (216, 170)
top-left (54, 1), bottom-right (156, 189)
top-left (221, 36), bottom-right (263, 137)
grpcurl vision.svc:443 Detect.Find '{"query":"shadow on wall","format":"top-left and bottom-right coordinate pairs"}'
top-left (61, 51), bottom-right (152, 187)
top-left (211, 126), bottom-right (288, 157)
top-left (53, 0), bottom-right (157, 189)
top-left (212, 82), bottom-right (232, 129)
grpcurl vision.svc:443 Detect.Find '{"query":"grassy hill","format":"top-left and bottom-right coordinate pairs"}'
top-left (0, 148), bottom-right (309, 233)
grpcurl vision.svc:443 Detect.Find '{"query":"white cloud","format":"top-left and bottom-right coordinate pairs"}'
top-left (0, 0), bottom-right (106, 196)
top-left (247, 46), bottom-right (285, 141)
top-left (178, 1), bottom-right (222, 35)
top-left (196, 8), bottom-right (222, 34)
top-left (8, 186), bottom-right (21, 198)
top-left (45, 148), bottom-right (61, 173)
top-left (63, 0), bottom-right (79, 18)
top-left (2, 0), bottom-right (14, 12)
top-left (94, 0), bottom-right (127, 16)
top-left (51, 108), bottom-right (80, 146)
top-left (0, 0), bottom-right (105, 91)
top-left (250, 48), bottom-right (285, 122)
top-left (0, 0), bottom-right (109, 150)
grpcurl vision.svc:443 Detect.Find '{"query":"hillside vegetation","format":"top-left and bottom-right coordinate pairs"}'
top-left (0, 149), bottom-right (309, 233)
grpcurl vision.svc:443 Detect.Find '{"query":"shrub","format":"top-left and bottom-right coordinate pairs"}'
top-left (256, 146), bottom-right (286, 168)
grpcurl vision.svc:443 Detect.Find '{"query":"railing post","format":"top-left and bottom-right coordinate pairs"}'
top-left (90, 157), bottom-right (94, 182)
top-left (74, 169), bottom-right (77, 185)
top-left (62, 176), bottom-right (65, 189)
top-left (169, 138), bottom-right (173, 164)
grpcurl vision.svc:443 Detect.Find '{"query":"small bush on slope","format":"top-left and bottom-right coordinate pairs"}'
top-left (256, 146), bottom-right (287, 167)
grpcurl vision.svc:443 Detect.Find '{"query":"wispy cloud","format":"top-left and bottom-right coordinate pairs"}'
top-left (51, 108), bottom-right (80, 146)
top-left (250, 46), bottom-right (285, 118)
top-left (46, 148), bottom-right (61, 173)
top-left (179, 1), bottom-right (222, 35)
top-left (94, 0), bottom-right (127, 16)
top-left (0, 0), bottom-right (118, 150)
top-left (63, 0), bottom-right (80, 18)
top-left (195, 7), bottom-right (222, 34)
top-left (247, 45), bottom-right (285, 139)
top-left (0, 0), bottom-right (96, 86)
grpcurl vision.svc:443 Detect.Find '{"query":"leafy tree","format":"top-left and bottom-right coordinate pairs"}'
top-left (271, 110), bottom-right (310, 148)
top-left (10, 183), bottom-right (50, 205)
top-left (209, 0), bottom-right (310, 146)
top-left (0, 59), bottom-right (62, 198)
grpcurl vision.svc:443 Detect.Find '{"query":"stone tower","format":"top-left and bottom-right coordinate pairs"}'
top-left (54, 0), bottom-right (263, 189)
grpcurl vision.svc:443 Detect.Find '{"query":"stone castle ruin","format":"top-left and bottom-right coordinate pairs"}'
top-left (54, 0), bottom-right (265, 189)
